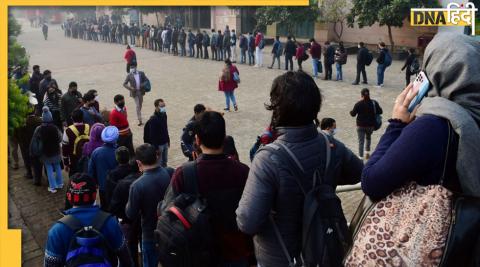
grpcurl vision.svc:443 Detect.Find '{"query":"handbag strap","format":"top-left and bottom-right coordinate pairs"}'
top-left (371, 100), bottom-right (377, 116)
top-left (439, 122), bottom-right (452, 184)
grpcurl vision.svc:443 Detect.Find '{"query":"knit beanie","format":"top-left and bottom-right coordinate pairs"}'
top-left (66, 173), bottom-right (97, 206)
top-left (42, 106), bottom-right (53, 123)
top-left (101, 126), bottom-right (119, 144)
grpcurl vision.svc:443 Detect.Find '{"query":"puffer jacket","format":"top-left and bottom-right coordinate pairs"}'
top-left (236, 124), bottom-right (363, 267)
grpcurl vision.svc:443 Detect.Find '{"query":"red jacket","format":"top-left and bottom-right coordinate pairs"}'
top-left (254, 33), bottom-right (263, 47)
top-left (295, 45), bottom-right (305, 59)
top-left (310, 42), bottom-right (321, 59)
top-left (124, 49), bottom-right (136, 64)
top-left (109, 108), bottom-right (130, 136)
top-left (218, 65), bottom-right (239, 92)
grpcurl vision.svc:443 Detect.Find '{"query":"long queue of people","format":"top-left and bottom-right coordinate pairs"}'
top-left (9, 32), bottom-right (480, 267)
top-left (62, 17), bottom-right (421, 88)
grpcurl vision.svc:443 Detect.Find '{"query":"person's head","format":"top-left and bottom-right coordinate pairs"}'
top-left (232, 29), bottom-right (235, 33)
top-left (126, 45), bottom-right (131, 50)
top-left (47, 82), bottom-right (57, 94)
top-left (225, 25), bottom-right (229, 30)
top-left (67, 173), bottom-right (97, 207)
top-left (422, 32), bottom-right (480, 126)
top-left (361, 88), bottom-right (370, 100)
top-left (101, 126), bottom-right (119, 144)
top-left (211, 28), bottom-right (215, 33)
top-left (130, 62), bottom-right (137, 73)
top-left (320, 118), bottom-right (337, 135)
top-left (194, 111), bottom-right (226, 151)
top-left (325, 41), bottom-right (330, 45)
top-left (408, 48), bottom-right (415, 54)
top-left (339, 41), bottom-right (344, 48)
top-left (248, 32), bottom-right (252, 36)
top-left (43, 70), bottom-right (52, 79)
top-left (42, 106), bottom-right (53, 123)
top-left (135, 143), bottom-right (158, 171)
top-left (218, 30), bottom-right (221, 34)
top-left (114, 94), bottom-right (125, 109)
top-left (266, 71), bottom-right (322, 129)
top-left (68, 81), bottom-right (78, 93)
top-left (71, 109), bottom-right (84, 124)
top-left (129, 159), bottom-right (140, 173)
top-left (115, 146), bottom-right (130, 165)
top-left (154, 98), bottom-right (166, 113)
top-left (83, 91), bottom-right (96, 107)
top-left (87, 89), bottom-right (98, 100)
top-left (378, 41), bottom-right (386, 49)
top-left (309, 38), bottom-right (315, 44)
top-left (224, 58), bottom-right (232, 66)
top-left (33, 65), bottom-right (40, 73)
top-left (194, 104), bottom-right (206, 119)
top-left (287, 35), bottom-right (292, 40)
top-left (358, 42), bottom-right (364, 48)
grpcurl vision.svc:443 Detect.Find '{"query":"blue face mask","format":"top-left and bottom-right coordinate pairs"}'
top-left (160, 107), bottom-right (166, 113)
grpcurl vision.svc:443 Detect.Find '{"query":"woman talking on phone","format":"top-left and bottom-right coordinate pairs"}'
top-left (347, 32), bottom-right (480, 266)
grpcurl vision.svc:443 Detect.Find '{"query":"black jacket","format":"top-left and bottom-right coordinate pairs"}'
top-left (323, 45), bottom-right (335, 64)
top-left (357, 47), bottom-right (369, 66)
top-left (105, 164), bottom-right (133, 211)
top-left (402, 54), bottom-right (416, 74)
top-left (376, 48), bottom-right (389, 64)
top-left (284, 40), bottom-right (297, 56)
top-left (29, 72), bottom-right (43, 95)
top-left (196, 33), bottom-right (204, 46)
top-left (350, 99), bottom-right (383, 127)
top-left (144, 111), bottom-right (170, 147)
top-left (110, 172), bottom-right (140, 222)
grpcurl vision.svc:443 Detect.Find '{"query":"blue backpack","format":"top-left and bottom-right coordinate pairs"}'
top-left (59, 211), bottom-right (115, 267)
top-left (384, 51), bottom-right (392, 67)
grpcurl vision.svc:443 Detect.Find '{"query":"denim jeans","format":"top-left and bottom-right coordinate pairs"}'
top-left (158, 143), bottom-right (169, 167)
top-left (45, 162), bottom-right (63, 190)
top-left (285, 55), bottom-right (294, 70)
top-left (357, 127), bottom-right (374, 157)
top-left (270, 54), bottom-right (281, 69)
top-left (240, 48), bottom-right (246, 63)
top-left (377, 63), bottom-right (386, 85)
top-left (189, 44), bottom-right (195, 57)
top-left (224, 91), bottom-right (237, 109)
top-left (142, 240), bottom-right (159, 267)
top-left (248, 50), bottom-right (255, 65)
top-left (336, 62), bottom-right (343, 80)
top-left (312, 58), bottom-right (320, 77)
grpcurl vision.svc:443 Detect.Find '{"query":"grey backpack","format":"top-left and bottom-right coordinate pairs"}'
top-left (261, 133), bottom-right (351, 267)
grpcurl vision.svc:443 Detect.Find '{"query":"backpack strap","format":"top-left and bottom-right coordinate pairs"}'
top-left (90, 210), bottom-right (112, 231)
top-left (58, 214), bottom-right (83, 232)
top-left (372, 100), bottom-right (377, 116)
top-left (182, 161), bottom-right (199, 196)
top-left (58, 210), bottom-right (111, 232)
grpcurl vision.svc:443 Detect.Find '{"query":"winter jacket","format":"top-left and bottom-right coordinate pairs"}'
top-left (284, 40), bottom-right (297, 56)
top-left (144, 111), bottom-right (170, 147)
top-left (218, 65), bottom-right (239, 92)
top-left (60, 91), bottom-right (83, 122)
top-left (236, 125), bottom-right (363, 267)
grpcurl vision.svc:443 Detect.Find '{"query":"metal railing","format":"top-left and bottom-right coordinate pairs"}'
top-left (336, 183), bottom-right (362, 193)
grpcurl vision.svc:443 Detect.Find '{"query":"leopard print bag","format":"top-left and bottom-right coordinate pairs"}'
top-left (344, 182), bottom-right (454, 267)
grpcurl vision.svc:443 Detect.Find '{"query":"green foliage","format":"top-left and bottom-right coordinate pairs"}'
top-left (347, 0), bottom-right (439, 49)
top-left (8, 79), bottom-right (31, 136)
top-left (8, 42), bottom-right (29, 69)
top-left (347, 0), bottom-right (440, 28)
top-left (8, 15), bottom-right (31, 136)
top-left (255, 4), bottom-right (320, 35)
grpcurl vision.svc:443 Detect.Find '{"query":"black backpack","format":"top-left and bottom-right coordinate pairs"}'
top-left (59, 211), bottom-right (116, 267)
top-left (410, 57), bottom-right (420, 74)
top-left (365, 51), bottom-right (374, 66)
top-left (155, 161), bottom-right (216, 267)
top-left (261, 133), bottom-right (351, 267)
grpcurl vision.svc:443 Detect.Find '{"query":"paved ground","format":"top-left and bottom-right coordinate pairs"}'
top-left (10, 19), bottom-right (407, 266)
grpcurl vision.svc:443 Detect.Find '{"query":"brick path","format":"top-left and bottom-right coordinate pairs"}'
top-left (10, 19), bottom-right (408, 265)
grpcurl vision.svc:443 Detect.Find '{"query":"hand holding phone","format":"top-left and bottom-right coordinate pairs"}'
top-left (407, 71), bottom-right (431, 112)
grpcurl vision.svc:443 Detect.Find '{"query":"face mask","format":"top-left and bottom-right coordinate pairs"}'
top-left (160, 107), bottom-right (166, 113)
top-left (358, 45), bottom-right (361, 49)
top-left (94, 96), bottom-right (99, 101)
top-left (130, 68), bottom-right (136, 73)
top-left (117, 102), bottom-right (125, 109)
top-left (331, 128), bottom-right (337, 136)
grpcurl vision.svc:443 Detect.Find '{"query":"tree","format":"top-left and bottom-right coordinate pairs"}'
top-left (8, 14), bottom-right (31, 136)
top-left (318, 0), bottom-right (351, 40)
top-left (255, 4), bottom-right (319, 36)
top-left (347, 0), bottom-right (440, 51)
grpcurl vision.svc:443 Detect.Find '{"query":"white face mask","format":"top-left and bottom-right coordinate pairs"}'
top-left (160, 107), bottom-right (166, 113)
top-left (94, 96), bottom-right (99, 102)
top-left (358, 45), bottom-right (361, 49)
top-left (130, 68), bottom-right (136, 73)
top-left (331, 128), bottom-right (338, 136)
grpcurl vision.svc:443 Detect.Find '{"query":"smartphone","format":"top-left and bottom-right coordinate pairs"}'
top-left (407, 71), bottom-right (431, 112)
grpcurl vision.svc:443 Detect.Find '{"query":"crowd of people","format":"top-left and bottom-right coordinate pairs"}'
top-left (62, 16), bottom-right (420, 88)
top-left (10, 20), bottom-right (479, 267)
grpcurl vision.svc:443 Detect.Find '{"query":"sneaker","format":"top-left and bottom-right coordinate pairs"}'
top-left (48, 187), bottom-right (57, 193)
top-left (267, 66), bottom-right (272, 69)
top-left (56, 184), bottom-right (64, 189)
top-left (138, 122), bottom-right (143, 126)
top-left (362, 81), bottom-right (368, 84)
top-left (352, 82), bottom-right (359, 85)
top-left (224, 108), bottom-right (230, 112)
top-left (234, 105), bottom-right (238, 112)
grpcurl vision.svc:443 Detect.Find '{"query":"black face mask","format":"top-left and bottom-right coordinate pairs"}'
top-left (117, 102), bottom-right (125, 109)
